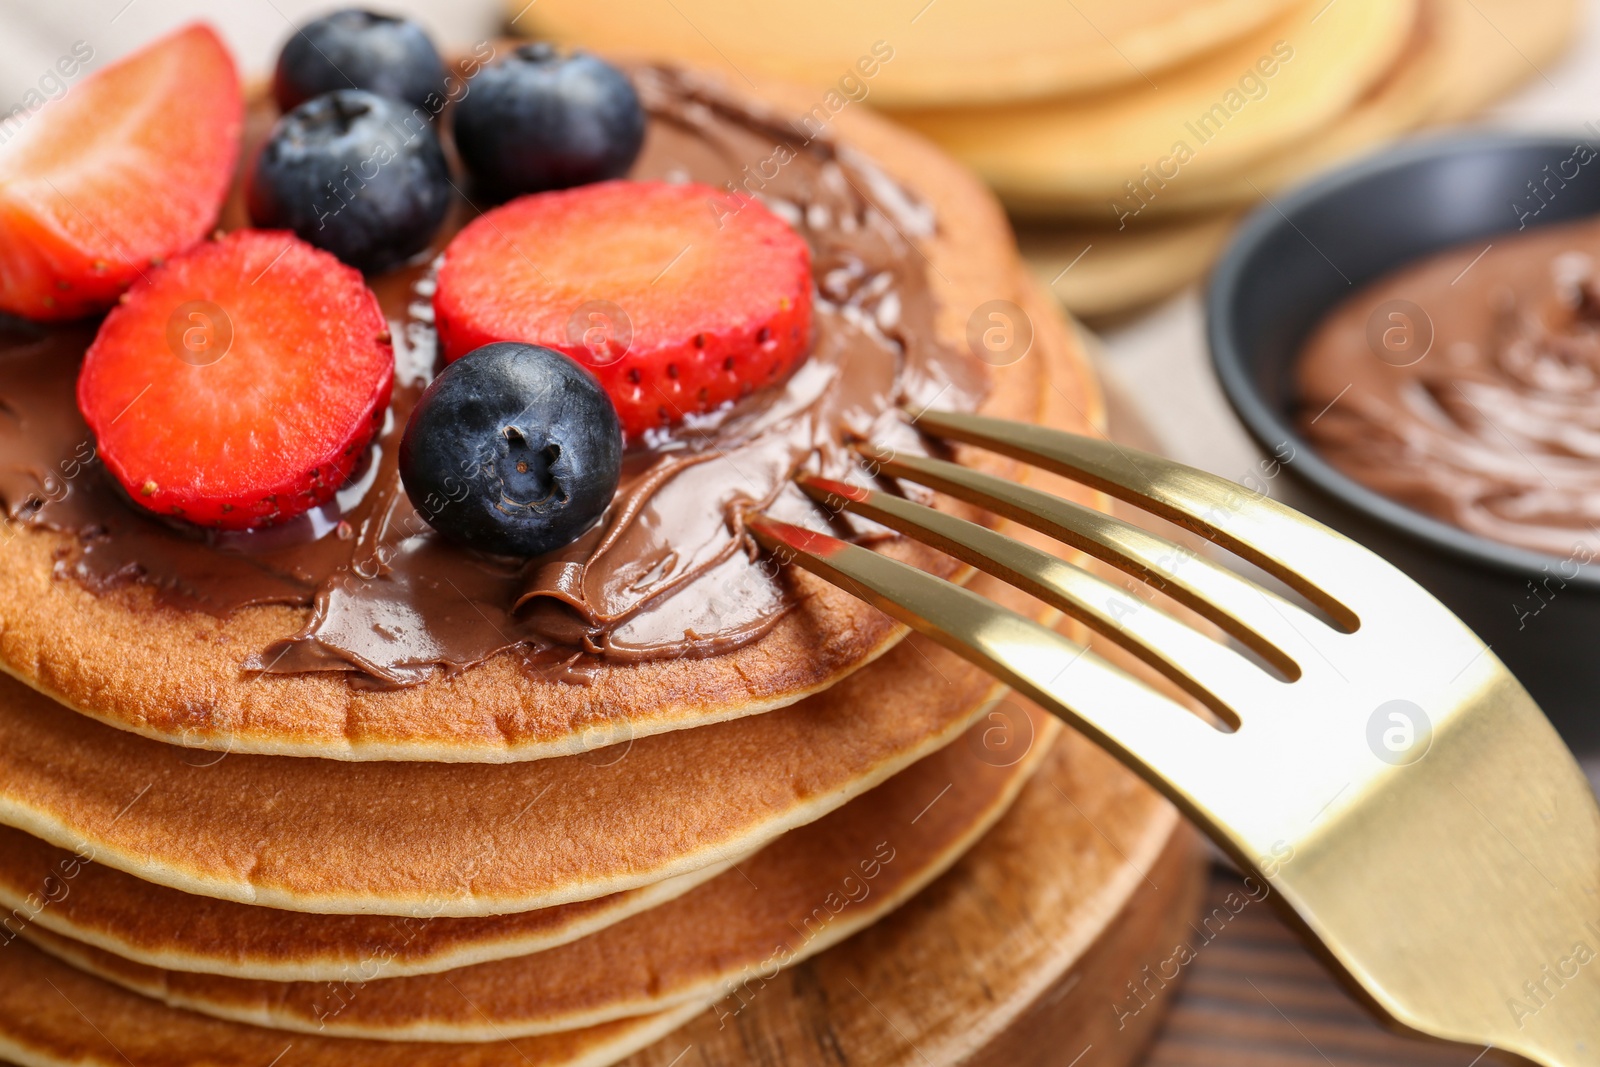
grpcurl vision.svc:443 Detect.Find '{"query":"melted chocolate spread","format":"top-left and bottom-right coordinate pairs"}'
top-left (0, 67), bottom-right (986, 687)
top-left (1298, 217), bottom-right (1600, 559)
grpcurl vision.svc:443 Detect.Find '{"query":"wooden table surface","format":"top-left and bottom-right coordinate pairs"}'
top-left (1141, 866), bottom-right (1515, 1067)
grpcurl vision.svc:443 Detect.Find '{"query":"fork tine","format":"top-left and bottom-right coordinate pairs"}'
top-left (858, 447), bottom-right (1318, 679)
top-left (798, 474), bottom-right (1286, 726)
top-left (909, 409), bottom-right (1363, 631)
top-left (746, 514), bottom-right (1229, 791)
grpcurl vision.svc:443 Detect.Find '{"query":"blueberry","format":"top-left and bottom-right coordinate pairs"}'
top-left (453, 44), bottom-right (645, 200)
top-left (247, 90), bottom-right (452, 274)
top-left (273, 9), bottom-right (446, 114)
top-left (400, 343), bottom-right (624, 557)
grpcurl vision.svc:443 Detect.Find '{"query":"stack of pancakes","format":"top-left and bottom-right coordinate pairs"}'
top-left (519, 0), bottom-right (1578, 317)
top-left (0, 61), bottom-right (1154, 1067)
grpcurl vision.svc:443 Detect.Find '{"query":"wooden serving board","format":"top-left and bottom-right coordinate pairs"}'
top-left (618, 726), bottom-right (1207, 1067)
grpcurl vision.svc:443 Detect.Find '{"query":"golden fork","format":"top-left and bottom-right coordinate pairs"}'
top-left (749, 409), bottom-right (1600, 1067)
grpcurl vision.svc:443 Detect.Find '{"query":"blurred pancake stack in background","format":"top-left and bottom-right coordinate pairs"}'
top-left (518, 0), bottom-right (1578, 318)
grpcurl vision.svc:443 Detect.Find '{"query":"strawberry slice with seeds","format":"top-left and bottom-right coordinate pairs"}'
top-left (78, 230), bottom-right (395, 530)
top-left (434, 180), bottom-right (813, 440)
top-left (0, 23), bottom-right (243, 321)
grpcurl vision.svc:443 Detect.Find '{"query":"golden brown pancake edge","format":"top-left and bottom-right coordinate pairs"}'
top-left (16, 712), bottom-right (1061, 1039)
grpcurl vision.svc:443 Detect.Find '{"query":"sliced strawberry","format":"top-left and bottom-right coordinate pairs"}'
top-left (434, 180), bottom-right (813, 440)
top-left (78, 230), bottom-right (394, 530)
top-left (0, 24), bottom-right (243, 321)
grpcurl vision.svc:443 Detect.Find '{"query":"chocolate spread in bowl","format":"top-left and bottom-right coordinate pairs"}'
top-left (0, 67), bottom-right (988, 687)
top-left (1297, 217), bottom-right (1600, 560)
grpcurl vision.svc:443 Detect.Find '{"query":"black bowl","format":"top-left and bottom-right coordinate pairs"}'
top-left (1208, 132), bottom-right (1600, 748)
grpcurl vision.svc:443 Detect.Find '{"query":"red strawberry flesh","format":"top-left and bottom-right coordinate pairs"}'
top-left (0, 23), bottom-right (243, 321)
top-left (434, 180), bottom-right (813, 440)
top-left (78, 231), bottom-right (395, 530)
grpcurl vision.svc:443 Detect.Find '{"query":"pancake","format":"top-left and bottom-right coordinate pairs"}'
top-left (1016, 0), bottom-right (1440, 317)
top-left (0, 825), bottom-right (737, 982)
top-left (0, 939), bottom-right (707, 1067)
top-left (0, 66), bottom-right (1103, 764)
top-left (17, 711), bottom-right (1059, 1039)
top-left (1143, 0), bottom-right (1446, 215)
top-left (1428, 0), bottom-right (1578, 121)
top-left (0, 415), bottom-right (1096, 925)
top-left (0, 625), bottom-right (988, 915)
top-left (1019, 212), bottom-right (1240, 319)
top-left (0, 700), bottom-right (1051, 983)
top-left (519, 0), bottom-right (1298, 108)
top-left (891, 0), bottom-right (1416, 219)
top-left (0, 708), bottom-right (1168, 1067)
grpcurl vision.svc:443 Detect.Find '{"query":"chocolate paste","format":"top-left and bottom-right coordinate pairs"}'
top-left (0, 67), bottom-right (987, 687)
top-left (1298, 217), bottom-right (1600, 559)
